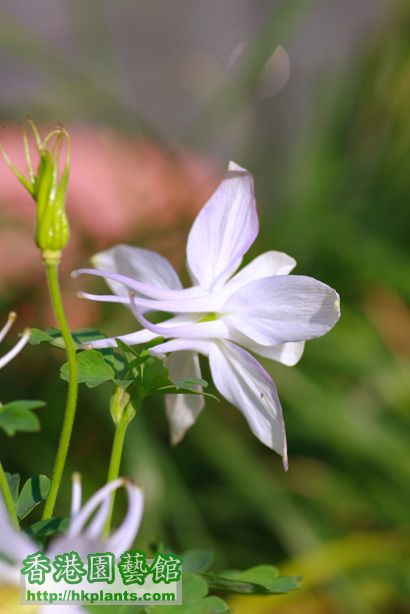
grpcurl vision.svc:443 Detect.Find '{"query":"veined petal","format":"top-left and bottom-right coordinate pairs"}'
top-left (73, 268), bottom-right (206, 303)
top-left (223, 250), bottom-right (296, 296)
top-left (83, 328), bottom-right (158, 349)
top-left (67, 478), bottom-right (125, 538)
top-left (248, 340), bottom-right (305, 366)
top-left (58, 479), bottom-right (144, 558)
top-left (208, 341), bottom-right (288, 467)
top-left (92, 244), bottom-right (183, 297)
top-left (165, 351), bottom-right (205, 445)
top-left (228, 329), bottom-right (305, 366)
top-left (224, 275), bottom-right (340, 346)
top-left (149, 339), bottom-right (212, 357)
top-left (129, 293), bottom-right (230, 340)
top-left (0, 328), bottom-right (30, 370)
top-left (186, 161), bottom-right (258, 291)
top-left (77, 291), bottom-right (130, 304)
top-left (106, 481), bottom-right (144, 556)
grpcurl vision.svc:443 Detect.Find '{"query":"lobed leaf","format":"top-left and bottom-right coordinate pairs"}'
top-left (61, 350), bottom-right (115, 388)
top-left (0, 400), bottom-right (45, 436)
top-left (17, 475), bottom-right (50, 520)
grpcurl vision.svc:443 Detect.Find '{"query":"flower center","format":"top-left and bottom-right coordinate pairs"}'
top-left (198, 312), bottom-right (218, 323)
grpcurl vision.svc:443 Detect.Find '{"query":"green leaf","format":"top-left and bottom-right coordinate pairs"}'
top-left (29, 327), bottom-right (60, 345)
top-left (0, 400), bottom-right (45, 436)
top-left (5, 472), bottom-right (20, 505)
top-left (156, 385), bottom-right (218, 401)
top-left (26, 516), bottom-right (69, 539)
top-left (141, 356), bottom-right (172, 395)
top-left (204, 565), bottom-right (300, 595)
top-left (116, 338), bottom-right (141, 360)
top-left (199, 596), bottom-right (230, 613)
top-left (30, 327), bottom-right (106, 350)
top-left (174, 377), bottom-right (209, 390)
top-left (149, 573), bottom-right (230, 614)
top-left (182, 549), bottom-right (215, 573)
top-left (16, 475), bottom-right (50, 520)
top-left (61, 350), bottom-right (115, 388)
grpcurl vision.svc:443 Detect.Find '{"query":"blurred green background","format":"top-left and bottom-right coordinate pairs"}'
top-left (0, 1), bottom-right (409, 612)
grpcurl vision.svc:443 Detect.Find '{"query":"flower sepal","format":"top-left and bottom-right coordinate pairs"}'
top-left (1, 120), bottom-right (71, 257)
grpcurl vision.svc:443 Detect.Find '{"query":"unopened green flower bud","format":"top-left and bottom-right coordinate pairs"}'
top-left (1, 120), bottom-right (71, 260)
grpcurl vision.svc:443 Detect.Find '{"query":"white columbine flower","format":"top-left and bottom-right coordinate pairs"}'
top-left (0, 312), bottom-right (30, 371)
top-left (0, 477), bottom-right (144, 613)
top-left (73, 162), bottom-right (340, 469)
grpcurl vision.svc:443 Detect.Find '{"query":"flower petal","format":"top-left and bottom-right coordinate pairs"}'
top-left (249, 341), bottom-right (305, 366)
top-left (224, 275), bottom-right (340, 346)
top-left (92, 244), bottom-right (183, 297)
top-left (186, 161), bottom-right (258, 291)
top-left (0, 498), bottom-right (36, 562)
top-left (67, 478), bottom-right (126, 538)
top-left (149, 339), bottom-right (212, 357)
top-left (83, 328), bottom-right (158, 349)
top-left (51, 479), bottom-right (144, 558)
top-left (129, 293), bottom-right (230, 340)
top-left (165, 351), bottom-right (205, 445)
top-left (73, 267), bottom-right (208, 306)
top-left (106, 481), bottom-right (144, 556)
top-left (223, 250), bottom-right (296, 296)
top-left (70, 473), bottom-right (82, 518)
top-left (209, 341), bottom-right (287, 467)
top-left (0, 328), bottom-right (30, 370)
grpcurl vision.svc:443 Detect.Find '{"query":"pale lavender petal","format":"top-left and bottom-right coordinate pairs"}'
top-left (83, 328), bottom-right (158, 349)
top-left (165, 352), bottom-right (205, 445)
top-left (77, 291), bottom-right (130, 304)
top-left (0, 328), bottom-right (30, 370)
top-left (186, 161), bottom-right (259, 291)
top-left (73, 268), bottom-right (203, 303)
top-left (50, 479), bottom-right (143, 559)
top-left (248, 340), bottom-right (305, 366)
top-left (209, 341), bottom-right (288, 468)
top-left (224, 275), bottom-right (340, 346)
top-left (0, 498), bottom-right (36, 561)
top-left (70, 473), bottom-right (82, 518)
top-left (92, 244), bottom-right (183, 297)
top-left (106, 481), bottom-right (144, 556)
top-left (229, 329), bottom-right (305, 366)
top-left (67, 478), bottom-right (125, 537)
top-left (223, 250), bottom-right (296, 297)
top-left (149, 339), bottom-right (212, 357)
top-left (129, 293), bottom-right (230, 339)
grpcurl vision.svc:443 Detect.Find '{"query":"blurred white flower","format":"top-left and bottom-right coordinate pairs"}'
top-left (0, 312), bottom-right (30, 371)
top-left (0, 477), bottom-right (144, 613)
top-left (74, 162), bottom-right (340, 469)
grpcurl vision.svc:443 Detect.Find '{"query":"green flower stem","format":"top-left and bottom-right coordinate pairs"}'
top-left (104, 395), bottom-right (139, 537)
top-left (0, 460), bottom-right (19, 529)
top-left (42, 254), bottom-right (79, 520)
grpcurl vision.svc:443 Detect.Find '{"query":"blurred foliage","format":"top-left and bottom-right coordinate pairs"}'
top-left (0, 1), bottom-right (409, 613)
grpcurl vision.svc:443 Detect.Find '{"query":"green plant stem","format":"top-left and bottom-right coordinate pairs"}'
top-left (0, 460), bottom-right (19, 529)
top-left (42, 256), bottom-right (79, 520)
top-left (103, 410), bottom-right (132, 537)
